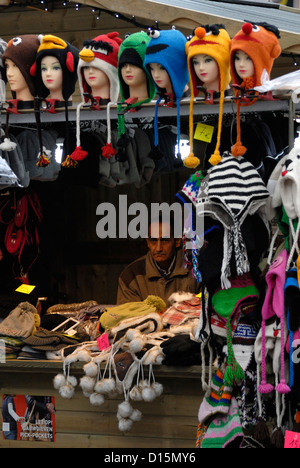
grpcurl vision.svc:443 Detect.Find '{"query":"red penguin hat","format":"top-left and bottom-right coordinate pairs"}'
top-left (230, 22), bottom-right (281, 88)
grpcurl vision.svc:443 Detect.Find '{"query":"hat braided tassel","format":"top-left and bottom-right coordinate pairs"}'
top-left (208, 90), bottom-right (225, 166)
top-left (223, 320), bottom-right (244, 386)
top-left (231, 100), bottom-right (247, 157)
top-left (184, 89), bottom-right (200, 169)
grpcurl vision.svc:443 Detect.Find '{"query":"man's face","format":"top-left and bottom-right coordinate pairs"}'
top-left (146, 221), bottom-right (181, 270)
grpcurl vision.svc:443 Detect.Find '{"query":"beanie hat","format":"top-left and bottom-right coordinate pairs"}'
top-left (144, 28), bottom-right (189, 160)
top-left (2, 34), bottom-right (40, 98)
top-left (0, 301), bottom-right (39, 339)
top-left (117, 32), bottom-right (156, 161)
top-left (184, 24), bottom-right (231, 169)
top-left (258, 248), bottom-right (291, 395)
top-left (230, 22), bottom-right (281, 157)
top-left (70, 32), bottom-right (122, 164)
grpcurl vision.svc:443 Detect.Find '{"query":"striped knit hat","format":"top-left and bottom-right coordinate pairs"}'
top-left (207, 152), bottom-right (270, 289)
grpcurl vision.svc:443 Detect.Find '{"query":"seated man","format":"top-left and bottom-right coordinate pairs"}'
top-left (117, 215), bottom-right (199, 305)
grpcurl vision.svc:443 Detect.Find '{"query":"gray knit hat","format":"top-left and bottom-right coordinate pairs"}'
top-left (0, 302), bottom-right (37, 339)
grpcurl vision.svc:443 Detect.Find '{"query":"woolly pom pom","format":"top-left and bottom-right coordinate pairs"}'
top-left (36, 152), bottom-right (51, 167)
top-left (53, 373), bottom-right (66, 389)
top-left (89, 392), bottom-right (105, 406)
top-left (208, 150), bottom-right (222, 166)
top-left (70, 146), bottom-right (88, 161)
top-left (0, 138), bottom-right (17, 151)
top-left (242, 22), bottom-right (253, 35)
top-left (231, 142), bottom-right (247, 157)
top-left (144, 295), bottom-right (166, 312)
top-left (183, 153), bottom-right (200, 169)
top-left (271, 427), bottom-right (284, 448)
top-left (142, 386), bottom-right (157, 402)
top-left (118, 417), bottom-right (133, 432)
top-left (61, 155), bottom-right (78, 168)
top-left (101, 143), bottom-right (117, 159)
top-left (59, 383), bottom-right (75, 399)
top-left (66, 375), bottom-right (78, 387)
top-left (152, 382), bottom-right (163, 397)
top-left (94, 378), bottom-right (116, 394)
top-left (83, 361), bottom-right (98, 378)
top-left (76, 350), bottom-right (92, 363)
top-left (149, 146), bottom-right (164, 160)
top-left (129, 336), bottom-right (145, 353)
top-left (80, 376), bottom-right (96, 393)
top-left (253, 417), bottom-right (270, 443)
top-left (129, 385), bottom-right (143, 401)
top-left (118, 401), bottom-right (133, 419)
top-left (130, 408), bottom-right (142, 422)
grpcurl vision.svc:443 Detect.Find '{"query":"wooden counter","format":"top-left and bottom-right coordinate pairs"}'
top-left (0, 360), bottom-right (204, 448)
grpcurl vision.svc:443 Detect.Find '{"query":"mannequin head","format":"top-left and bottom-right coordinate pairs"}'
top-left (40, 55), bottom-right (64, 100)
top-left (5, 58), bottom-right (34, 100)
top-left (185, 25), bottom-right (231, 96)
top-left (148, 63), bottom-right (172, 95)
top-left (78, 32), bottom-right (121, 103)
top-left (191, 54), bottom-right (220, 91)
top-left (2, 34), bottom-right (40, 100)
top-left (120, 62), bottom-right (149, 101)
top-left (118, 31), bottom-right (156, 104)
top-left (233, 50), bottom-right (254, 81)
top-left (82, 66), bottom-right (110, 99)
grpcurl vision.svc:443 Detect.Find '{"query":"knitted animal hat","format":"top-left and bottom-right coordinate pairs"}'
top-left (30, 35), bottom-right (79, 167)
top-left (230, 22), bottom-right (281, 157)
top-left (258, 248), bottom-right (291, 395)
top-left (31, 34), bottom-right (79, 101)
top-left (78, 32), bottom-right (121, 103)
top-left (184, 24), bottom-right (231, 169)
top-left (70, 32), bottom-right (122, 163)
top-left (117, 31), bottom-right (156, 160)
top-left (2, 34), bottom-right (40, 98)
top-left (144, 28), bottom-right (189, 158)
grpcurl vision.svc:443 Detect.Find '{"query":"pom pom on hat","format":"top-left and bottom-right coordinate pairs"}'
top-left (69, 146), bottom-right (88, 162)
top-left (101, 142), bottom-right (117, 159)
top-left (184, 152), bottom-right (201, 169)
top-left (0, 137), bottom-right (17, 151)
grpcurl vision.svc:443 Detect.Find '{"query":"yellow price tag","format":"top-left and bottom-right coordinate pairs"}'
top-left (194, 123), bottom-right (214, 143)
top-left (15, 284), bottom-right (36, 294)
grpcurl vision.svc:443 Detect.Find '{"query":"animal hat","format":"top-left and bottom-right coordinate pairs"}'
top-left (30, 34), bottom-right (79, 167)
top-left (144, 28), bottom-right (189, 160)
top-left (184, 24), bottom-right (231, 169)
top-left (230, 22), bottom-right (281, 157)
top-left (70, 32), bottom-right (122, 163)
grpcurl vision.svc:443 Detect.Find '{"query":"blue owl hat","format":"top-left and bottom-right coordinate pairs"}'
top-left (144, 28), bottom-right (189, 159)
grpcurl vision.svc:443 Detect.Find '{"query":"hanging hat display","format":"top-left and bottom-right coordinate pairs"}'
top-left (184, 24), bottom-right (231, 168)
top-left (116, 31), bottom-right (156, 161)
top-left (30, 34), bottom-right (79, 167)
top-left (70, 32), bottom-right (122, 163)
top-left (230, 22), bottom-right (281, 157)
top-left (144, 28), bottom-right (189, 161)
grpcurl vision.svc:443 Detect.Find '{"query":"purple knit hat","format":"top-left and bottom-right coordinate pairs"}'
top-left (258, 248), bottom-right (290, 394)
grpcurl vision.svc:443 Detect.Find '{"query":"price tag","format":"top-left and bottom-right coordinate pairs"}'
top-left (97, 333), bottom-right (110, 352)
top-left (194, 123), bottom-right (214, 143)
top-left (284, 430), bottom-right (300, 448)
top-left (15, 284), bottom-right (36, 294)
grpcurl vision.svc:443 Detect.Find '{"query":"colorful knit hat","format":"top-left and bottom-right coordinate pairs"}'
top-left (230, 22), bottom-right (281, 157)
top-left (258, 248), bottom-right (291, 395)
top-left (144, 28), bottom-right (189, 158)
top-left (70, 32), bottom-right (122, 163)
top-left (2, 34), bottom-right (40, 98)
top-left (30, 34), bottom-right (79, 167)
top-left (116, 31), bottom-right (156, 161)
top-left (32, 34), bottom-right (79, 101)
top-left (184, 24), bottom-right (231, 169)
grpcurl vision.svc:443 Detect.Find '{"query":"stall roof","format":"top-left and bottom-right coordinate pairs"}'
top-left (75, 0), bottom-right (300, 52)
